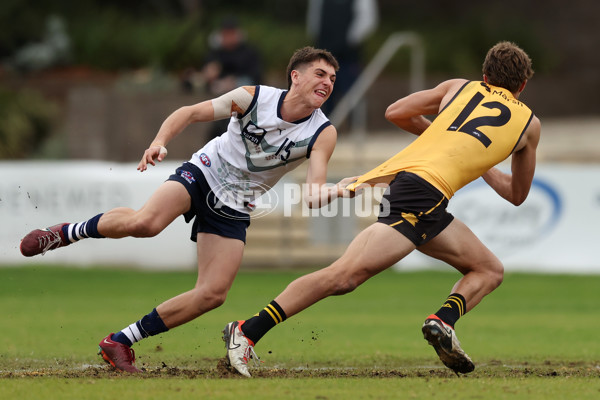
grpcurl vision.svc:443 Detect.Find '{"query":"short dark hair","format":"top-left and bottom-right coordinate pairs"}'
top-left (482, 41), bottom-right (534, 93)
top-left (286, 47), bottom-right (339, 89)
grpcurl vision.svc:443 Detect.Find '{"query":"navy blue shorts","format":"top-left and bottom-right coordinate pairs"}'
top-left (377, 171), bottom-right (454, 246)
top-left (167, 162), bottom-right (250, 243)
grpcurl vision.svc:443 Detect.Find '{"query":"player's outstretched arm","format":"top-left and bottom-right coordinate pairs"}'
top-left (385, 79), bottom-right (467, 135)
top-left (137, 100), bottom-right (215, 172)
top-left (303, 125), bottom-right (355, 208)
top-left (137, 86), bottom-right (255, 172)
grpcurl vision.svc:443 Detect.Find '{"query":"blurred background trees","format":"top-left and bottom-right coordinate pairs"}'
top-left (0, 0), bottom-right (564, 77)
top-left (1, 0), bottom-right (597, 159)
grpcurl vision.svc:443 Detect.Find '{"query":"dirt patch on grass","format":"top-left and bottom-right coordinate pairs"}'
top-left (2, 358), bottom-right (600, 379)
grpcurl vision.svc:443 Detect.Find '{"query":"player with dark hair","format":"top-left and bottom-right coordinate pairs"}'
top-left (19, 46), bottom-right (350, 373)
top-left (224, 41), bottom-right (540, 377)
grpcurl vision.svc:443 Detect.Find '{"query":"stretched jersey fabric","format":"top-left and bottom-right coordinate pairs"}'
top-left (349, 81), bottom-right (534, 199)
top-left (189, 85), bottom-right (331, 213)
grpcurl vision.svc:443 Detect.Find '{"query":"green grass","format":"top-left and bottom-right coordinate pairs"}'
top-left (2, 266), bottom-right (600, 399)
top-left (2, 377), bottom-right (600, 400)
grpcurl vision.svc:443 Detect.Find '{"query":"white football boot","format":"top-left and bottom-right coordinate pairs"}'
top-left (222, 321), bottom-right (260, 377)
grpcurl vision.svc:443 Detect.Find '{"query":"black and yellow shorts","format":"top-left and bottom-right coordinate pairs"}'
top-left (377, 171), bottom-right (454, 246)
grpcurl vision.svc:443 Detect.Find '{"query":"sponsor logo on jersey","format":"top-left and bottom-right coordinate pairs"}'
top-left (200, 153), bottom-right (211, 167)
top-left (242, 121), bottom-right (267, 145)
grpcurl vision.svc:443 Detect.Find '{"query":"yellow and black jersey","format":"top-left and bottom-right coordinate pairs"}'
top-left (350, 81), bottom-right (534, 199)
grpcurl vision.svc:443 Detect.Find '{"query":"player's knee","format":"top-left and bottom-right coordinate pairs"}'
top-left (485, 261), bottom-right (504, 290)
top-left (329, 266), bottom-right (365, 295)
top-left (204, 294), bottom-right (227, 310)
top-left (331, 278), bottom-right (359, 295)
top-left (196, 288), bottom-right (227, 310)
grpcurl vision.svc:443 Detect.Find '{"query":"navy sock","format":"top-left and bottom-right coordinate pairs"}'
top-left (63, 213), bottom-right (105, 243)
top-left (139, 308), bottom-right (169, 336)
top-left (111, 331), bottom-right (133, 347)
top-left (112, 308), bottom-right (169, 347)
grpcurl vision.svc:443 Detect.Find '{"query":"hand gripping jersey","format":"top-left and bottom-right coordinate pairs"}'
top-left (350, 81), bottom-right (534, 199)
top-left (189, 85), bottom-right (331, 213)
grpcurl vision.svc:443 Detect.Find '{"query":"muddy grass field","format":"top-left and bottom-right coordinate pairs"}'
top-left (2, 267), bottom-right (600, 398)
top-left (3, 361), bottom-right (600, 400)
top-left (3, 359), bottom-right (600, 379)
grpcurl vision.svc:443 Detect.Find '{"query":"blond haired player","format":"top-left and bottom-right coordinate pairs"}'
top-left (225, 41), bottom-right (540, 376)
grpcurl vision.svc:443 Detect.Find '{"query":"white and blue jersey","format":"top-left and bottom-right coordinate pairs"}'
top-left (189, 85), bottom-right (331, 213)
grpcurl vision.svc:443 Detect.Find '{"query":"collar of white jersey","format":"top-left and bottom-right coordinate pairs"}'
top-left (276, 90), bottom-right (314, 124)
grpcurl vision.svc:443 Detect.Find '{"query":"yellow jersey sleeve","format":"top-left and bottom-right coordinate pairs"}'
top-left (350, 81), bottom-right (533, 198)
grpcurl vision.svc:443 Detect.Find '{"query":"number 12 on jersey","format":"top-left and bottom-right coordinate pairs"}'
top-left (447, 91), bottom-right (511, 148)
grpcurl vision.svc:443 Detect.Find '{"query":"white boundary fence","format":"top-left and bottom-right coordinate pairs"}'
top-left (1, 161), bottom-right (599, 273)
top-left (398, 164), bottom-right (600, 273)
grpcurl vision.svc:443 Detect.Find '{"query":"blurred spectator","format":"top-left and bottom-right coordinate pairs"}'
top-left (181, 16), bottom-right (262, 141)
top-left (307, 0), bottom-right (378, 116)
top-left (201, 16), bottom-right (262, 95)
top-left (9, 15), bottom-right (71, 73)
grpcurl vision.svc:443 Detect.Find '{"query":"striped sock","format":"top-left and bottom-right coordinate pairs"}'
top-left (111, 308), bottom-right (169, 347)
top-left (64, 213), bottom-right (105, 243)
top-left (240, 300), bottom-right (287, 344)
top-left (434, 293), bottom-right (466, 328)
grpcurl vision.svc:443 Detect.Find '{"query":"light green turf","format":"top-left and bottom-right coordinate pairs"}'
top-left (1, 266), bottom-right (600, 399)
top-left (2, 377), bottom-right (600, 400)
